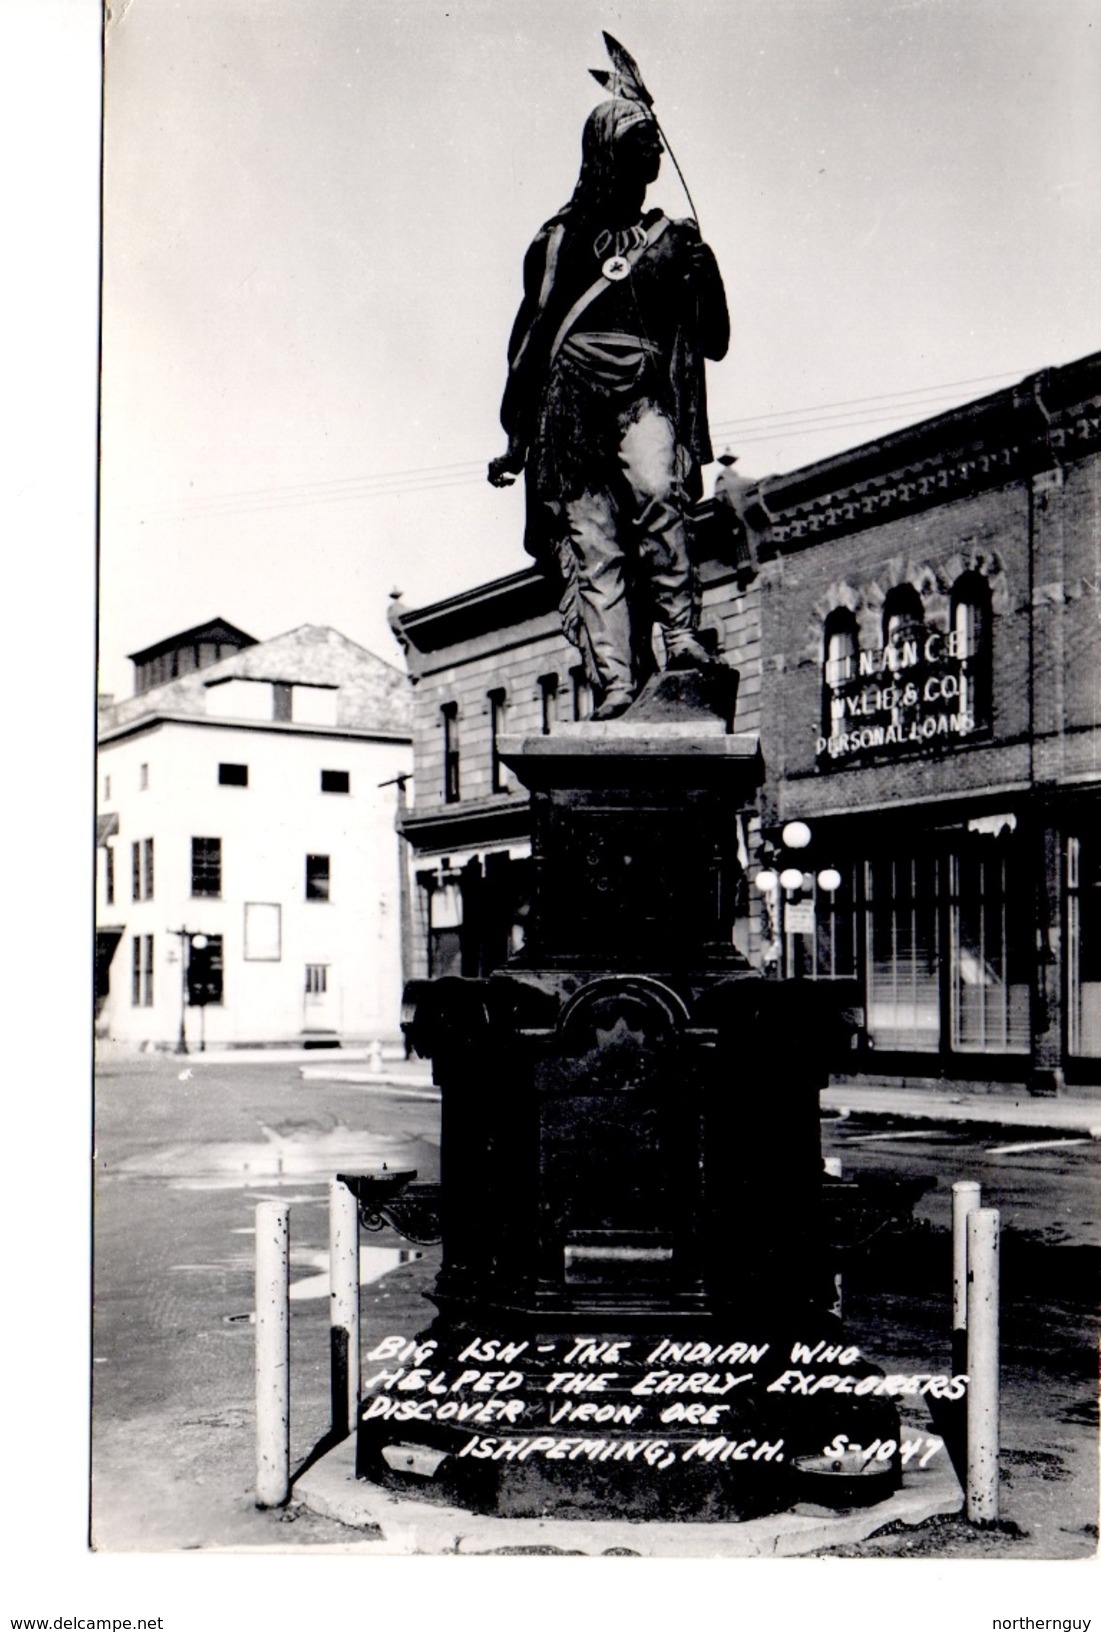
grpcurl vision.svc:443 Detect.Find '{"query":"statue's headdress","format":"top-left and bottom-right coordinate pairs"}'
top-left (565, 97), bottom-right (656, 218)
top-left (586, 32), bottom-right (700, 226)
top-left (588, 33), bottom-right (655, 110)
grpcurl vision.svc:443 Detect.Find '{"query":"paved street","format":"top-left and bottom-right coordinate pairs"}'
top-left (91, 1052), bottom-right (1098, 1556)
top-left (92, 1052), bottom-right (441, 1550)
top-left (818, 1113), bottom-right (1099, 1557)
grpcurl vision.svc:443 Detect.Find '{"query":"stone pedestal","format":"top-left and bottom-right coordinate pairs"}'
top-left (360, 677), bottom-right (900, 1517)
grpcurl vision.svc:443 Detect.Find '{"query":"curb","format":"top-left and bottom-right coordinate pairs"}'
top-left (822, 1086), bottom-right (1101, 1138)
top-left (294, 1425), bottom-right (962, 1557)
top-left (299, 1067), bottom-right (438, 1096)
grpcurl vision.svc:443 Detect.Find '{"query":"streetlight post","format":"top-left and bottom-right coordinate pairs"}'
top-left (167, 926), bottom-right (206, 1055)
top-left (168, 926), bottom-right (191, 1054)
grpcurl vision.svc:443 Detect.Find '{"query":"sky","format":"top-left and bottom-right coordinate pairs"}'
top-left (99, 0), bottom-right (1100, 700)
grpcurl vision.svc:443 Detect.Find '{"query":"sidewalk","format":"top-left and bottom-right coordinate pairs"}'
top-left (94, 1038), bottom-right (434, 1078)
top-left (823, 1080), bottom-right (1101, 1136)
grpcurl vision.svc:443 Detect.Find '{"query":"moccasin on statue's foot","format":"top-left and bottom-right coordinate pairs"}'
top-left (665, 633), bottom-right (713, 671)
top-left (591, 691), bottom-right (633, 721)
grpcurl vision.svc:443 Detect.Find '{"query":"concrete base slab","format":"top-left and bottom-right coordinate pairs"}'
top-left (295, 1427), bottom-right (962, 1557)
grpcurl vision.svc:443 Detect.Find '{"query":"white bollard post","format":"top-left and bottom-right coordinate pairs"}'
top-left (952, 1181), bottom-right (981, 1370)
top-left (329, 1177), bottom-right (361, 1438)
top-left (255, 1201), bottom-right (290, 1508)
top-left (966, 1207), bottom-right (1000, 1523)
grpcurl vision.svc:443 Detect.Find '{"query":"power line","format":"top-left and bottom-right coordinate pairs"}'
top-left (710, 367), bottom-right (1024, 430)
top-left (117, 365), bottom-right (1032, 525)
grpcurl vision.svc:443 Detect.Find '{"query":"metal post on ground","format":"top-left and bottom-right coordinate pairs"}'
top-left (167, 925), bottom-right (192, 1055)
top-left (926, 1180), bottom-right (982, 1483)
top-left (329, 1177), bottom-right (360, 1439)
top-left (823, 1156), bottom-right (843, 1317)
top-left (966, 1207), bottom-right (1001, 1523)
top-left (952, 1180), bottom-right (982, 1374)
top-left (255, 1201), bottom-right (290, 1508)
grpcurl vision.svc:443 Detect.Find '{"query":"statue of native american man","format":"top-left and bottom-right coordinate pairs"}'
top-left (488, 63), bottom-right (729, 720)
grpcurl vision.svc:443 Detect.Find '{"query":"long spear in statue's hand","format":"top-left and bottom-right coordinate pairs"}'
top-left (590, 31), bottom-right (702, 230)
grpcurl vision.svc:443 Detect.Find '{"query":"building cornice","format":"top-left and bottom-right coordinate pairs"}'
top-left (97, 712), bottom-right (412, 748)
top-left (749, 357), bottom-right (1101, 559)
top-left (400, 794), bottom-right (531, 852)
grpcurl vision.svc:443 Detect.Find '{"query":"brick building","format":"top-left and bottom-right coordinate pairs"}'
top-left (390, 352), bottom-right (1100, 1094)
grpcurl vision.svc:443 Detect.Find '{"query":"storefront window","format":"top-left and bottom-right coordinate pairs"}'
top-left (864, 854), bottom-right (940, 1051)
top-left (425, 874), bottom-right (463, 977)
top-left (949, 847), bottom-right (1030, 1053)
top-left (1068, 834), bottom-right (1101, 1057)
top-left (803, 865), bottom-right (857, 980)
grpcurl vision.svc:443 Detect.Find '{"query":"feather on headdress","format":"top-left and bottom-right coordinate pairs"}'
top-left (589, 33), bottom-right (655, 108)
top-left (587, 32), bottom-right (699, 226)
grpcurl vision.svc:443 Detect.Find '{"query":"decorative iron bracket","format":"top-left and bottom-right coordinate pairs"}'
top-left (336, 1170), bottom-right (442, 1246)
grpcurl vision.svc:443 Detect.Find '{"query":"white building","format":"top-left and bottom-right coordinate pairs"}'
top-left (95, 618), bottom-right (413, 1050)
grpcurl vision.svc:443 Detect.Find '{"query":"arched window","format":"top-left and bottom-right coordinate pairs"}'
top-left (821, 608), bottom-right (859, 739)
top-left (881, 583), bottom-right (925, 659)
top-left (950, 572), bottom-right (992, 728)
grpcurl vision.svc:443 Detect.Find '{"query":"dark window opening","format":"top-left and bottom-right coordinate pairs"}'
top-left (306, 853), bottom-right (331, 901)
top-left (321, 769), bottom-right (350, 794)
top-left (305, 963), bottom-right (328, 995)
top-left (219, 762), bottom-right (249, 787)
top-left (105, 845), bottom-right (114, 906)
top-left (140, 933), bottom-right (154, 1007)
top-left (489, 689), bottom-right (508, 793)
top-left (273, 682), bottom-right (293, 722)
top-left (882, 583), bottom-right (925, 653)
top-left (538, 673), bottom-right (559, 735)
top-left (131, 837), bottom-right (154, 901)
top-left (950, 571), bottom-right (993, 731)
top-left (187, 934), bottom-right (224, 1007)
top-left (191, 836), bottom-right (222, 897)
top-left (442, 703), bottom-right (460, 803)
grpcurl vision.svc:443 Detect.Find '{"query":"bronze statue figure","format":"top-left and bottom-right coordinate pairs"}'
top-left (488, 71), bottom-right (729, 719)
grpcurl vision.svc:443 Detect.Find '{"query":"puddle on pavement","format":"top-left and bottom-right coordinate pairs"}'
top-left (287, 1245), bottom-right (424, 1301)
top-left (221, 1244), bottom-right (422, 1321)
top-left (106, 1123), bottom-right (423, 1189)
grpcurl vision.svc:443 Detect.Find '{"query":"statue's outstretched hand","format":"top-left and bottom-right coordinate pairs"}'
top-left (487, 440), bottom-right (526, 487)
